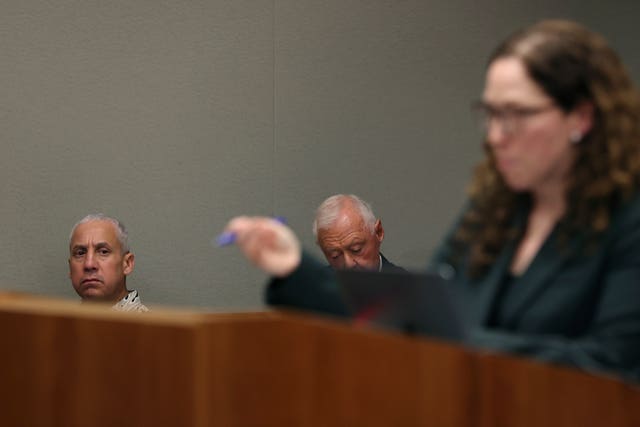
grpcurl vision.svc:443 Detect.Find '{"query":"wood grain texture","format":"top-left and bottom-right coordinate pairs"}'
top-left (0, 293), bottom-right (638, 426)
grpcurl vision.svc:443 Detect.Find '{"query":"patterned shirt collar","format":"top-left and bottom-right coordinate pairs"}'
top-left (112, 289), bottom-right (149, 312)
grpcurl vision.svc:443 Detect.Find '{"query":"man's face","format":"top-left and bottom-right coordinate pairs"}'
top-left (68, 220), bottom-right (134, 302)
top-left (317, 208), bottom-right (384, 271)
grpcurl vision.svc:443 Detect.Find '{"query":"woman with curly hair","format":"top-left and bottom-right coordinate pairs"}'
top-left (222, 20), bottom-right (640, 382)
top-left (428, 19), bottom-right (640, 380)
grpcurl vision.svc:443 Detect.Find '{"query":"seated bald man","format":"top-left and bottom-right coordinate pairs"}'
top-left (312, 194), bottom-right (404, 272)
top-left (68, 213), bottom-right (149, 312)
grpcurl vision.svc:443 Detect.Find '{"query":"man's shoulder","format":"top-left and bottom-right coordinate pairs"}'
top-left (380, 253), bottom-right (406, 272)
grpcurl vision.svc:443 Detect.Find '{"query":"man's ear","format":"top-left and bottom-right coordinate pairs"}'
top-left (374, 219), bottom-right (384, 243)
top-left (68, 258), bottom-right (72, 278)
top-left (123, 252), bottom-right (135, 276)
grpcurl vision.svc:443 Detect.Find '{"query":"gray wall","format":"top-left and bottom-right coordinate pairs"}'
top-left (2, 0), bottom-right (639, 309)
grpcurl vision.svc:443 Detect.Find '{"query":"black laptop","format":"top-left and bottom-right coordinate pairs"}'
top-left (335, 269), bottom-right (468, 343)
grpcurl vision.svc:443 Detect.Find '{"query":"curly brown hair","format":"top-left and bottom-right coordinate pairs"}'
top-left (455, 20), bottom-right (640, 279)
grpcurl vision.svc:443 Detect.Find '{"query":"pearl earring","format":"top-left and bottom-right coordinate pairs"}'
top-left (570, 130), bottom-right (583, 144)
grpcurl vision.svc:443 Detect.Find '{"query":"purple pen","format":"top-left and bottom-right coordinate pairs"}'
top-left (215, 231), bottom-right (237, 247)
top-left (214, 216), bottom-right (287, 247)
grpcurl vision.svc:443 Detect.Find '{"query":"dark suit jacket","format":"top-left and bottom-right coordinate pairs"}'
top-left (267, 194), bottom-right (640, 382)
top-left (431, 193), bottom-right (640, 382)
top-left (380, 253), bottom-right (405, 273)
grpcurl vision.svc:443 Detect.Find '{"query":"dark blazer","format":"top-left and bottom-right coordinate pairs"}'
top-left (267, 194), bottom-right (640, 382)
top-left (428, 194), bottom-right (640, 382)
top-left (380, 253), bottom-right (405, 273)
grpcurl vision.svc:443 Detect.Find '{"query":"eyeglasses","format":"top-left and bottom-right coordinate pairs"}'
top-left (472, 101), bottom-right (558, 136)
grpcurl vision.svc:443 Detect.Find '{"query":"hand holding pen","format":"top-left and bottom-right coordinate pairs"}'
top-left (217, 216), bottom-right (301, 277)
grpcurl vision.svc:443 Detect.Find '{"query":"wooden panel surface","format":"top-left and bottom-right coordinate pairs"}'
top-left (0, 295), bottom-right (202, 426)
top-left (0, 292), bottom-right (639, 426)
top-left (475, 351), bottom-right (640, 427)
top-left (197, 312), bottom-right (477, 427)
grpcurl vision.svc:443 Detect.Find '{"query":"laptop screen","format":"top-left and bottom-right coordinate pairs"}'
top-left (335, 269), bottom-right (468, 343)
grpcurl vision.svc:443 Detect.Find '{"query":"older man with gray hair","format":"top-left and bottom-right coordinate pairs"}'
top-left (68, 213), bottom-right (149, 312)
top-left (312, 194), bottom-right (403, 272)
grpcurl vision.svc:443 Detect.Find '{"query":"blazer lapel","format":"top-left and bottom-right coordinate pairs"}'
top-left (469, 203), bottom-right (529, 326)
top-left (470, 240), bottom-right (516, 325)
top-left (498, 228), bottom-right (582, 327)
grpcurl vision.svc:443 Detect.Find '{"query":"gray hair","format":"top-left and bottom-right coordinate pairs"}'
top-left (69, 213), bottom-right (130, 254)
top-left (312, 194), bottom-right (377, 238)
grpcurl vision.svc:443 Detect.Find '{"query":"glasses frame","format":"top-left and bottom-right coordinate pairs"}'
top-left (471, 100), bottom-right (558, 136)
